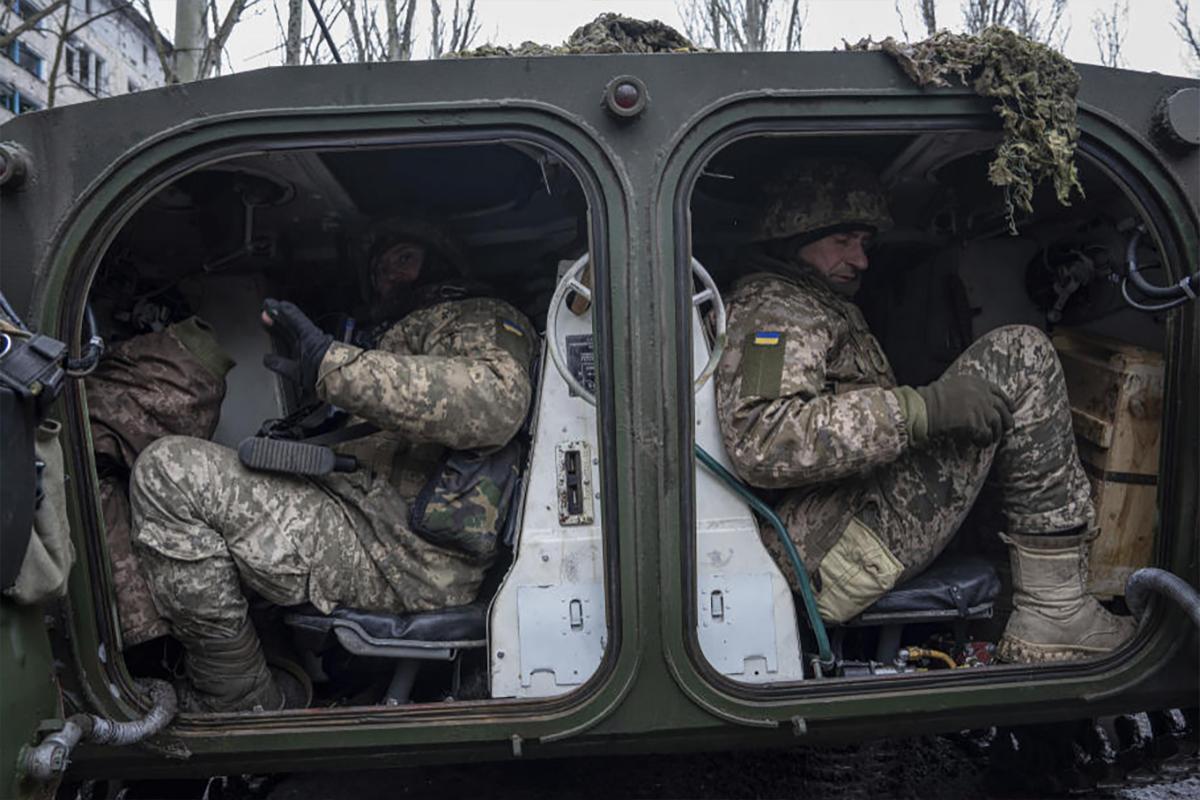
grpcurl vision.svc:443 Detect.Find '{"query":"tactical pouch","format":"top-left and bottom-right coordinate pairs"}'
top-left (409, 440), bottom-right (523, 560)
top-left (3, 421), bottom-right (76, 605)
top-left (1, 318), bottom-right (69, 600)
top-left (815, 516), bottom-right (904, 624)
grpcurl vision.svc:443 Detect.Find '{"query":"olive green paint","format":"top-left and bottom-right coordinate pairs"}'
top-left (0, 604), bottom-right (60, 799)
top-left (0, 51), bottom-right (1194, 782)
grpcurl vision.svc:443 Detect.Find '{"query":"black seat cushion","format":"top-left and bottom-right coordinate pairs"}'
top-left (285, 602), bottom-right (486, 644)
top-left (865, 555), bottom-right (1001, 616)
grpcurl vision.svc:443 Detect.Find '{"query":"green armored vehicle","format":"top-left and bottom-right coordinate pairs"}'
top-left (1, 18), bottom-right (1197, 799)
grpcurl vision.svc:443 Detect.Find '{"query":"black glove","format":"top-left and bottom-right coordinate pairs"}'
top-left (915, 374), bottom-right (1014, 446)
top-left (261, 299), bottom-right (333, 394)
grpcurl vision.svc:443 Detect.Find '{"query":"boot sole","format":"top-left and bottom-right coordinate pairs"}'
top-left (996, 635), bottom-right (1118, 664)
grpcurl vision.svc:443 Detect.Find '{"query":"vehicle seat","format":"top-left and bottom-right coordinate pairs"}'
top-left (284, 603), bottom-right (487, 705)
top-left (836, 555), bottom-right (1001, 663)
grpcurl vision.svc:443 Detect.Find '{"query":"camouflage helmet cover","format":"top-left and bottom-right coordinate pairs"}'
top-left (365, 217), bottom-right (470, 276)
top-left (752, 157), bottom-right (893, 242)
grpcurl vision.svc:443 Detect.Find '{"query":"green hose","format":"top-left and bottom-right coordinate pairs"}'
top-left (695, 445), bottom-right (835, 671)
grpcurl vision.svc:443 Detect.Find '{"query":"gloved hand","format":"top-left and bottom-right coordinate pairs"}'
top-left (914, 374), bottom-right (1014, 446)
top-left (261, 299), bottom-right (333, 394)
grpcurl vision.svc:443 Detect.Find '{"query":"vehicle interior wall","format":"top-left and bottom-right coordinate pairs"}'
top-left (687, 131), bottom-right (1173, 682)
top-left (82, 140), bottom-right (610, 709)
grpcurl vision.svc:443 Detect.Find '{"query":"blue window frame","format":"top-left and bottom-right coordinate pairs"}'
top-left (0, 83), bottom-right (41, 113)
top-left (4, 36), bottom-right (45, 79)
top-left (12, 0), bottom-right (45, 30)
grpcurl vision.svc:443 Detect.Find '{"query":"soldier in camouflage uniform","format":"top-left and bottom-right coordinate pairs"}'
top-left (87, 317), bottom-right (234, 648)
top-left (131, 222), bottom-right (535, 712)
top-left (716, 158), bottom-right (1133, 663)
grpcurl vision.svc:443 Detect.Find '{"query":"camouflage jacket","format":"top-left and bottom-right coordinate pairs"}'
top-left (316, 296), bottom-right (535, 501)
top-left (716, 254), bottom-right (911, 490)
top-left (310, 296), bottom-right (535, 593)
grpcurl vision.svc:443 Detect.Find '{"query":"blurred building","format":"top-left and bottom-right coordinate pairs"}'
top-left (1, 0), bottom-right (171, 121)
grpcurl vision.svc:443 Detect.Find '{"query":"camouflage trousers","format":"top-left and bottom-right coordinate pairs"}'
top-left (130, 436), bottom-right (484, 641)
top-left (86, 318), bottom-right (232, 647)
top-left (772, 325), bottom-right (1093, 618)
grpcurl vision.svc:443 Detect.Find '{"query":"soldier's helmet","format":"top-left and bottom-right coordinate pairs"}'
top-left (364, 217), bottom-right (470, 282)
top-left (752, 157), bottom-right (893, 243)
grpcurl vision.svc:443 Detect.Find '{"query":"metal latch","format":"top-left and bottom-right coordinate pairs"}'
top-left (569, 599), bottom-right (584, 630)
top-left (710, 590), bottom-right (725, 621)
top-left (555, 441), bottom-right (594, 525)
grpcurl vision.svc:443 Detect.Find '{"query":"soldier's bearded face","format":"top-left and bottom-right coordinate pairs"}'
top-left (796, 230), bottom-right (872, 296)
top-left (373, 242), bottom-right (427, 298)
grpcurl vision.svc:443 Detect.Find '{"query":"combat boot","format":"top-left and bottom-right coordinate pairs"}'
top-left (997, 531), bottom-right (1135, 663)
top-left (177, 618), bottom-right (288, 712)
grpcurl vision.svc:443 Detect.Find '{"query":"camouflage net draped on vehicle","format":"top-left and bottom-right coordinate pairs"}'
top-left (865, 27), bottom-right (1085, 234)
top-left (449, 13), bottom-right (699, 58)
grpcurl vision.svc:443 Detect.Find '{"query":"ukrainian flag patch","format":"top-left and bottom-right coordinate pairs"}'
top-left (741, 330), bottom-right (785, 398)
top-left (497, 316), bottom-right (532, 365)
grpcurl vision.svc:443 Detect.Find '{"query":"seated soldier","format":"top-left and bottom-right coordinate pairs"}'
top-left (130, 220), bottom-right (535, 712)
top-left (715, 158), bottom-right (1134, 663)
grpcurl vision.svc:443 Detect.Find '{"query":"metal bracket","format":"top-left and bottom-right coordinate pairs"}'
top-left (555, 440), bottom-right (594, 525)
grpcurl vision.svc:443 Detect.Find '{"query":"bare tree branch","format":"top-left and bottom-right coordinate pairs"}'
top-left (337, 0), bottom-right (365, 60)
top-left (302, 15), bottom-right (322, 63)
top-left (895, 0), bottom-right (913, 41)
top-left (430, 0), bottom-right (442, 57)
top-left (1174, 0), bottom-right (1200, 64)
top-left (400, 0), bottom-right (417, 59)
top-left (715, 3), bottom-right (746, 50)
top-left (961, 0), bottom-right (1066, 49)
top-left (709, 0), bottom-right (722, 48)
top-left (197, 0), bottom-right (257, 79)
top-left (63, 1), bottom-right (136, 39)
top-left (1013, 0), bottom-right (1068, 49)
top-left (40, 1), bottom-right (138, 105)
top-left (365, 4), bottom-right (386, 59)
top-left (680, 0), bottom-right (714, 50)
top-left (447, 0), bottom-right (478, 53)
top-left (45, 0), bottom-right (71, 108)
top-left (316, 0), bottom-right (346, 62)
top-left (285, 0), bottom-right (303, 64)
top-left (384, 0), bottom-right (399, 59)
top-left (744, 0), bottom-right (765, 50)
top-left (920, 0), bottom-right (938, 34)
top-left (962, 0), bottom-right (1014, 33)
top-left (139, 0), bottom-right (178, 82)
top-left (783, 0), bottom-right (806, 50)
top-left (208, 0), bottom-right (223, 73)
top-left (360, 0), bottom-right (380, 59)
top-left (0, 0), bottom-right (68, 50)
top-left (450, 0), bottom-right (463, 51)
top-left (676, 0), bottom-right (806, 51)
top-left (1091, 0), bottom-right (1128, 67)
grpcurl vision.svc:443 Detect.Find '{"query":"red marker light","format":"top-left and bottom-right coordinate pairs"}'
top-left (613, 82), bottom-right (640, 109)
top-left (604, 75), bottom-right (647, 119)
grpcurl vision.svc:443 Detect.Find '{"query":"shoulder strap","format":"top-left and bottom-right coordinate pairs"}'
top-left (305, 420), bottom-right (380, 446)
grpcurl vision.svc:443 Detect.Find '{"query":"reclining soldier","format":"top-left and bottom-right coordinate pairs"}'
top-left (715, 158), bottom-right (1134, 663)
top-left (130, 221), bottom-right (535, 711)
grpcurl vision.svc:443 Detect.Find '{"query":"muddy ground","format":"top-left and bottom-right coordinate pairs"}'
top-left (67, 718), bottom-right (1199, 799)
top-left (260, 732), bottom-right (1197, 800)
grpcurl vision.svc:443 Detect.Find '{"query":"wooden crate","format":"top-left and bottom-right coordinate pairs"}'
top-left (1053, 330), bottom-right (1164, 598)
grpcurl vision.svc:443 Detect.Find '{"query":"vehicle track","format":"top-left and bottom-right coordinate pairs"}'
top-left (62, 709), bottom-right (1198, 800)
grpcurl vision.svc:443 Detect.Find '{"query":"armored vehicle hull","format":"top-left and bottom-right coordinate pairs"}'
top-left (0, 51), bottom-right (1196, 798)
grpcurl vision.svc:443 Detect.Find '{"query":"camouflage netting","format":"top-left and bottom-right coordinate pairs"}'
top-left (449, 13), bottom-right (699, 58)
top-left (858, 26), bottom-right (1085, 234)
